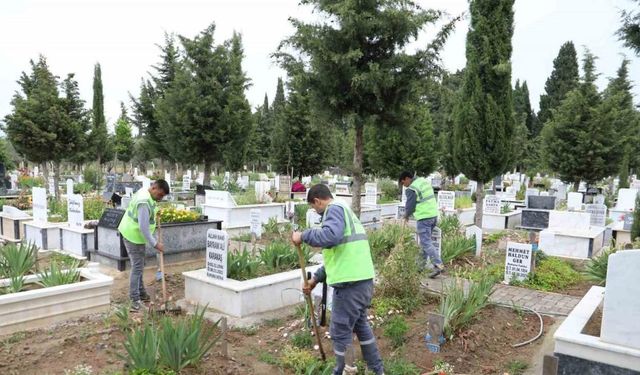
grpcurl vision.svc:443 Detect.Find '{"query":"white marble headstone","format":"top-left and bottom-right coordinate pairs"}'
top-left (616, 188), bottom-right (638, 211)
top-left (364, 183), bottom-right (377, 206)
top-left (585, 204), bottom-right (607, 227)
top-left (465, 225), bottom-right (483, 256)
top-left (437, 191), bottom-right (455, 211)
top-left (66, 179), bottom-right (74, 196)
top-left (32, 187), bottom-right (48, 222)
top-left (483, 195), bottom-right (501, 214)
top-left (205, 190), bottom-right (236, 208)
top-left (601, 250), bottom-right (640, 349)
top-left (206, 229), bottom-right (228, 281)
top-left (306, 208), bottom-right (322, 228)
top-left (67, 194), bottom-right (84, 229)
top-left (548, 211), bottom-right (591, 231)
top-left (504, 242), bottom-right (533, 283)
top-left (567, 192), bottom-right (583, 211)
top-left (250, 209), bottom-right (262, 239)
top-left (48, 177), bottom-right (55, 196)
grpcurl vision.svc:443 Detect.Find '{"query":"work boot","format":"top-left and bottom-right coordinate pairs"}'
top-left (130, 300), bottom-right (143, 312)
top-left (428, 266), bottom-right (445, 279)
top-left (139, 292), bottom-right (151, 302)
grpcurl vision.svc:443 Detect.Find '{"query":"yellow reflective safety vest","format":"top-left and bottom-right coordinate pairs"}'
top-left (321, 201), bottom-right (375, 285)
top-left (118, 189), bottom-right (158, 244)
top-left (408, 177), bottom-right (438, 220)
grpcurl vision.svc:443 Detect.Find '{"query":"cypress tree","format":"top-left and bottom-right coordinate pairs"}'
top-left (618, 0), bottom-right (640, 56)
top-left (114, 102), bottom-right (134, 169)
top-left (538, 42), bottom-right (580, 125)
top-left (453, 0), bottom-right (516, 226)
top-left (91, 63), bottom-right (108, 165)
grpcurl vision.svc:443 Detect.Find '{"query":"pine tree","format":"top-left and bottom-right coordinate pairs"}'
top-left (543, 50), bottom-right (615, 188)
top-left (62, 73), bottom-right (92, 166)
top-left (453, 0), bottom-right (516, 226)
top-left (250, 94), bottom-right (272, 168)
top-left (538, 42), bottom-right (580, 125)
top-left (91, 63), bottom-right (108, 166)
top-left (277, 0), bottom-right (455, 215)
top-left (618, 0), bottom-right (640, 56)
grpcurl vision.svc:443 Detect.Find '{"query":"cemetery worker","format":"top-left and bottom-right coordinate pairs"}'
top-left (292, 184), bottom-right (384, 375)
top-left (118, 179), bottom-right (170, 311)
top-left (399, 171), bottom-right (444, 278)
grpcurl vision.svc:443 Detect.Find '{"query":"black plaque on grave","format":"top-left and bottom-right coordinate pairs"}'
top-left (527, 195), bottom-right (556, 210)
top-left (98, 208), bottom-right (126, 229)
top-left (521, 209), bottom-right (550, 230)
top-left (623, 213), bottom-right (634, 231)
top-left (196, 184), bottom-right (213, 195)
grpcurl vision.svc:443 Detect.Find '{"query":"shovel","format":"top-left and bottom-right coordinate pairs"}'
top-left (153, 218), bottom-right (181, 314)
top-left (295, 243), bottom-right (326, 361)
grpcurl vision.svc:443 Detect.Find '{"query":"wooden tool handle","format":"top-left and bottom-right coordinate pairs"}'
top-left (296, 243), bottom-right (326, 361)
top-left (157, 218), bottom-right (168, 304)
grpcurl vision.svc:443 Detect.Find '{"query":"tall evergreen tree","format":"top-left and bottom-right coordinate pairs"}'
top-left (538, 42), bottom-right (580, 125)
top-left (251, 94), bottom-right (272, 168)
top-left (271, 78), bottom-right (285, 115)
top-left (4, 57), bottom-right (87, 198)
top-left (277, 0), bottom-right (456, 215)
top-left (114, 102), bottom-right (134, 168)
top-left (91, 63), bottom-right (108, 165)
top-left (618, 0), bottom-right (640, 56)
top-left (543, 50), bottom-right (616, 187)
top-left (453, 0), bottom-right (515, 226)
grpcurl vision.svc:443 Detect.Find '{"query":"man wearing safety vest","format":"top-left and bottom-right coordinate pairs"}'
top-left (292, 184), bottom-right (384, 375)
top-left (399, 171), bottom-right (444, 278)
top-left (118, 179), bottom-right (170, 311)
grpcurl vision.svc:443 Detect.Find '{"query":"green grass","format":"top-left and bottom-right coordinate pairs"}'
top-left (505, 359), bottom-right (528, 375)
top-left (520, 256), bottom-right (582, 292)
top-left (383, 316), bottom-right (409, 348)
top-left (290, 330), bottom-right (314, 349)
top-left (454, 195), bottom-right (473, 209)
top-left (258, 351), bottom-right (280, 366)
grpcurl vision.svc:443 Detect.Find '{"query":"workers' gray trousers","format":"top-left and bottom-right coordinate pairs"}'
top-left (123, 239), bottom-right (148, 302)
top-left (330, 279), bottom-right (384, 375)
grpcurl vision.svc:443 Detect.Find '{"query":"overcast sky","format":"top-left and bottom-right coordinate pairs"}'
top-left (1, 0), bottom-right (638, 132)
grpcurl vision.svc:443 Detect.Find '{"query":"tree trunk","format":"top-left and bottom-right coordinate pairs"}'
top-left (53, 161), bottom-right (61, 201)
top-left (204, 162), bottom-right (212, 187)
top-left (475, 180), bottom-right (484, 227)
top-left (573, 180), bottom-right (579, 192)
top-left (351, 121), bottom-right (364, 217)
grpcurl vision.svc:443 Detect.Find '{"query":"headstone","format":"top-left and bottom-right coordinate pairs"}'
top-left (468, 180), bottom-right (477, 193)
top-left (2, 205), bottom-right (29, 219)
top-left (146, 170), bottom-right (153, 177)
top-left (67, 194), bottom-right (84, 229)
top-left (187, 169), bottom-right (192, 178)
top-left (432, 227), bottom-right (442, 259)
top-left (540, 191), bottom-right (549, 196)
top-left (33, 166), bottom-right (39, 176)
top-left (567, 192), bottom-right (583, 211)
top-left (306, 208), bottom-right (322, 228)
top-left (437, 191), bottom-right (455, 211)
top-left (238, 176), bottom-right (249, 190)
top-left (134, 167), bottom-right (138, 176)
top-left (527, 195), bottom-right (556, 210)
top-left (585, 204), bottom-right (607, 227)
top-left (206, 229), bottom-right (228, 281)
top-left (164, 171), bottom-right (171, 186)
top-left (548, 211), bottom-right (591, 232)
top-left (525, 188), bottom-right (539, 202)
top-left (454, 174), bottom-right (463, 185)
top-left (32, 187), bottom-right (48, 222)
top-left (425, 312), bottom-right (445, 353)
top-left (401, 186), bottom-right (407, 204)
top-left (504, 242), bottom-right (533, 283)
top-left (335, 182), bottom-right (350, 195)
top-left (182, 174), bottom-right (191, 191)
top-left (196, 172), bottom-right (204, 185)
top-left (594, 194), bottom-right (605, 205)
top-left (279, 175), bottom-right (291, 193)
top-left (601, 250), bottom-right (640, 349)
top-left (503, 186), bottom-right (517, 200)
top-left (431, 176), bottom-right (442, 188)
top-left (142, 177), bottom-right (151, 190)
top-left (66, 179), bottom-right (74, 196)
top-left (124, 187), bottom-right (133, 197)
top-left (396, 205), bottom-right (406, 220)
top-left (10, 174), bottom-right (18, 190)
top-left (483, 195), bottom-right (501, 214)
top-left (97, 208), bottom-right (125, 229)
top-left (512, 181), bottom-right (521, 192)
top-left (616, 188), bottom-right (638, 211)
top-left (48, 177), bottom-right (55, 196)
top-left (578, 181), bottom-right (587, 193)
top-left (555, 184), bottom-right (567, 200)
top-left (224, 172), bottom-right (230, 185)
top-left (603, 227), bottom-right (613, 246)
top-left (632, 180), bottom-right (640, 190)
top-left (255, 181), bottom-right (271, 202)
top-left (250, 209), bottom-right (262, 239)
top-left (465, 225), bottom-right (483, 256)
top-left (623, 213), bottom-right (634, 231)
top-left (120, 196), bottom-right (131, 209)
top-left (205, 190), bottom-right (236, 208)
top-left (364, 182), bottom-right (377, 206)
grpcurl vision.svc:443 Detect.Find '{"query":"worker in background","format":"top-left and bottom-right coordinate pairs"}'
top-left (118, 179), bottom-right (170, 311)
top-left (292, 184), bottom-right (384, 375)
top-left (399, 171), bottom-right (444, 278)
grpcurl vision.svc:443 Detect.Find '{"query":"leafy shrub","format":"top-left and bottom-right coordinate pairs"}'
top-left (122, 322), bottom-right (160, 373)
top-left (227, 247), bottom-right (260, 280)
top-left (379, 179), bottom-right (400, 203)
top-left (383, 315), bottom-right (409, 348)
top-left (73, 182), bottom-right (93, 194)
top-left (18, 175), bottom-right (44, 189)
top-left (438, 214), bottom-right (461, 238)
top-left (440, 275), bottom-right (494, 338)
top-left (516, 184), bottom-right (526, 200)
top-left (441, 234), bottom-right (475, 264)
top-left (157, 207), bottom-right (200, 224)
top-left (290, 330), bottom-right (314, 349)
top-left (454, 195), bottom-right (473, 209)
top-left (83, 165), bottom-right (102, 190)
top-left (378, 227), bottom-right (422, 302)
top-left (524, 256), bottom-right (581, 292)
top-left (583, 247), bottom-right (615, 286)
top-left (368, 223), bottom-right (413, 264)
top-left (38, 259), bottom-right (82, 288)
top-left (294, 204), bottom-right (309, 228)
top-left (234, 190), bottom-right (260, 205)
top-left (384, 358), bottom-right (421, 375)
top-left (259, 241), bottom-right (310, 273)
top-left (83, 196), bottom-right (106, 220)
top-left (280, 346), bottom-right (318, 374)
top-left (500, 203), bottom-right (512, 214)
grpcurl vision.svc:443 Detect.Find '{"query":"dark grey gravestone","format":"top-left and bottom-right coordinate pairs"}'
top-left (543, 355), bottom-right (558, 375)
top-left (521, 209), bottom-right (550, 230)
top-left (556, 353), bottom-right (639, 375)
top-left (528, 195), bottom-right (557, 210)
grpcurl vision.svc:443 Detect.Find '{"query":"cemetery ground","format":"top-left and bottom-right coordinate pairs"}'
top-left (0, 255), bottom-right (552, 375)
